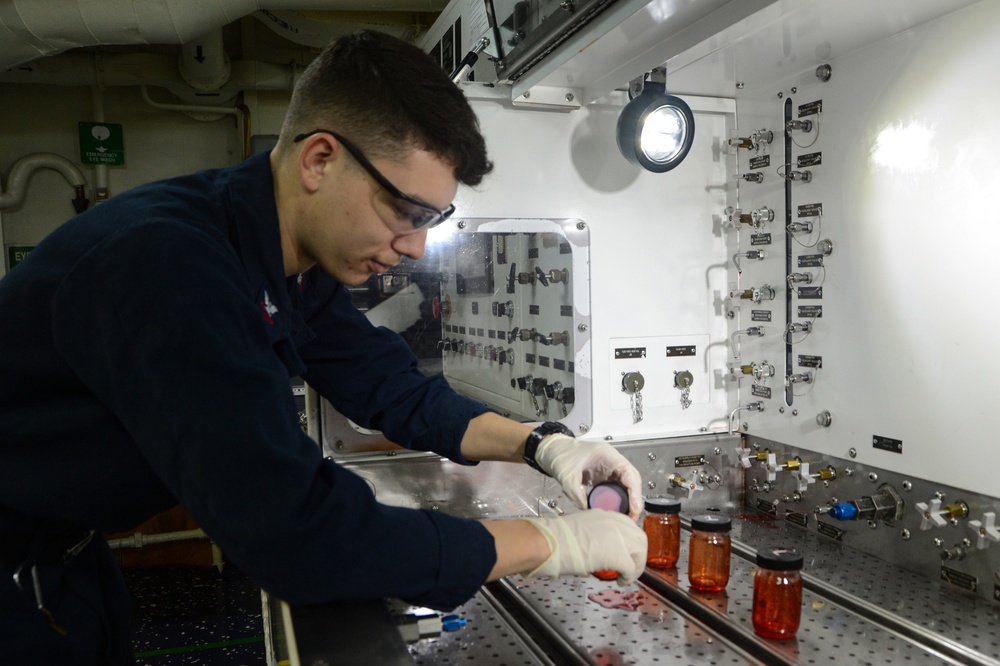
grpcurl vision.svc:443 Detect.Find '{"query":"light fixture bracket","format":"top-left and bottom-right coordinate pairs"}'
top-left (616, 66), bottom-right (694, 173)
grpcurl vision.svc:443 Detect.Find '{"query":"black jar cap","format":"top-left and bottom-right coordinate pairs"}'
top-left (644, 497), bottom-right (682, 514)
top-left (587, 481), bottom-right (629, 514)
top-left (756, 547), bottom-right (804, 570)
top-left (690, 514), bottom-right (732, 532)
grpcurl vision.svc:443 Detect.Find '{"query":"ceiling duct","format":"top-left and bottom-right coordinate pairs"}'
top-left (0, 0), bottom-right (448, 72)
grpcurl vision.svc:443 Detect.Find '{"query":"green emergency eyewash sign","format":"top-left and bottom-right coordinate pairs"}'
top-left (78, 122), bottom-right (125, 166)
top-left (8, 245), bottom-right (35, 269)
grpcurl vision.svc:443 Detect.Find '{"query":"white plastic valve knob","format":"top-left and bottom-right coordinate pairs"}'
top-left (764, 452), bottom-right (779, 482)
top-left (736, 447), bottom-right (753, 469)
top-left (681, 470), bottom-right (705, 495)
top-left (968, 512), bottom-right (1000, 550)
top-left (793, 462), bottom-right (816, 494)
top-left (915, 499), bottom-right (947, 531)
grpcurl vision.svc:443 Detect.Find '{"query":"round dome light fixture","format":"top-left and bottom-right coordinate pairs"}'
top-left (616, 72), bottom-right (694, 173)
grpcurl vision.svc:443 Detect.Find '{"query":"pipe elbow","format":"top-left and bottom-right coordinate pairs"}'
top-left (0, 153), bottom-right (87, 209)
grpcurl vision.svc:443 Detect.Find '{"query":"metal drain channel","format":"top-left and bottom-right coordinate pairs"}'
top-left (726, 537), bottom-right (1000, 666)
top-left (488, 576), bottom-right (768, 666)
top-left (487, 578), bottom-right (600, 665)
top-left (636, 571), bottom-right (793, 666)
top-left (478, 582), bottom-right (565, 666)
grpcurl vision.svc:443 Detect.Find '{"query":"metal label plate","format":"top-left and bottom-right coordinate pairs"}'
top-left (749, 154), bottom-right (771, 169)
top-left (751, 384), bottom-right (772, 399)
top-left (798, 305), bottom-right (823, 318)
top-left (797, 286), bottom-right (824, 299)
top-left (817, 521), bottom-right (845, 541)
top-left (756, 498), bottom-right (777, 515)
top-left (798, 203), bottom-right (823, 218)
top-left (799, 100), bottom-right (823, 117)
top-left (797, 152), bottom-right (822, 167)
top-left (798, 254), bottom-right (824, 267)
top-left (941, 567), bottom-right (977, 592)
top-left (873, 435), bottom-right (903, 454)
top-left (751, 310), bottom-right (772, 322)
top-left (675, 455), bottom-right (706, 468)
top-left (798, 355), bottom-right (823, 368)
top-left (750, 233), bottom-right (772, 246)
top-left (665, 345), bottom-right (696, 357)
top-left (785, 510), bottom-right (809, 527)
top-left (615, 347), bottom-right (646, 359)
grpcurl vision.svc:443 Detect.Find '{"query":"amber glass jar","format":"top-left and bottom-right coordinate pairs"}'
top-left (752, 547), bottom-right (804, 639)
top-left (687, 515), bottom-right (731, 592)
top-left (643, 498), bottom-right (681, 569)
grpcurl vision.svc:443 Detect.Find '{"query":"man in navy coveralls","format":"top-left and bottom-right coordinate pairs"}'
top-left (0, 30), bottom-right (646, 664)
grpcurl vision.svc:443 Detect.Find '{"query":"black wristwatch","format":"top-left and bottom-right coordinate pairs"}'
top-left (522, 421), bottom-right (575, 475)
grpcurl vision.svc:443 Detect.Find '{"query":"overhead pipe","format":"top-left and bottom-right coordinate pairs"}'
top-left (0, 51), bottom-right (297, 97)
top-left (0, 0), bottom-right (447, 71)
top-left (91, 86), bottom-right (109, 203)
top-left (178, 28), bottom-right (231, 91)
top-left (140, 84), bottom-right (240, 118)
top-left (0, 153), bottom-right (88, 212)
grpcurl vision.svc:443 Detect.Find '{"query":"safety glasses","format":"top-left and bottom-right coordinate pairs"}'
top-left (293, 129), bottom-right (455, 233)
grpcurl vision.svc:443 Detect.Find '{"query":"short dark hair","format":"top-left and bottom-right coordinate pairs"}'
top-left (277, 30), bottom-right (492, 186)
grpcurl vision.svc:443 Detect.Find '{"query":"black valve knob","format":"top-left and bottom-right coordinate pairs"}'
top-left (534, 266), bottom-right (549, 287)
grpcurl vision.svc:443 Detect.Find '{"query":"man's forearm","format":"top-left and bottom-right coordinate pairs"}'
top-left (482, 519), bottom-right (551, 580)
top-left (459, 412), bottom-right (534, 463)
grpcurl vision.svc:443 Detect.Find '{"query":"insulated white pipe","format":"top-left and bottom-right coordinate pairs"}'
top-left (0, 0), bottom-right (447, 71)
top-left (141, 84), bottom-right (239, 117)
top-left (91, 86), bottom-right (109, 202)
top-left (178, 28), bottom-right (231, 91)
top-left (0, 153), bottom-right (86, 210)
top-left (0, 52), bottom-right (296, 94)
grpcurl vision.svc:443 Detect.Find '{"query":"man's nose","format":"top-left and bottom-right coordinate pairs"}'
top-left (392, 229), bottom-right (428, 260)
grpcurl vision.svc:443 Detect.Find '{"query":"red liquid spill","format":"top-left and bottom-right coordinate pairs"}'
top-left (587, 589), bottom-right (645, 611)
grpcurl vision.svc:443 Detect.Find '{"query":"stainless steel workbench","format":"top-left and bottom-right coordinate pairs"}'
top-left (394, 515), bottom-right (1000, 665)
top-left (269, 435), bottom-right (1000, 665)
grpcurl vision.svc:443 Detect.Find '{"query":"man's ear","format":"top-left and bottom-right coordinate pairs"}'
top-left (298, 133), bottom-right (341, 193)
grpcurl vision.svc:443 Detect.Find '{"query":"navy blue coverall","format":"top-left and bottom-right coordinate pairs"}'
top-left (0, 151), bottom-right (496, 664)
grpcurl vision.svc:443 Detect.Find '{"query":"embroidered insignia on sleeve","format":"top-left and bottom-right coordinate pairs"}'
top-left (259, 287), bottom-right (278, 325)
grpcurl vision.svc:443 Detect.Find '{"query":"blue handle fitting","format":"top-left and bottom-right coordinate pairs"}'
top-left (829, 501), bottom-right (858, 521)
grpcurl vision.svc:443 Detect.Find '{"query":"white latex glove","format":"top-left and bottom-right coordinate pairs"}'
top-left (535, 434), bottom-right (644, 519)
top-left (524, 510), bottom-right (647, 586)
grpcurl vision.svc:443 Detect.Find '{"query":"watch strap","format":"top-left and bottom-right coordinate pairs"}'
top-left (522, 421), bottom-right (574, 475)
